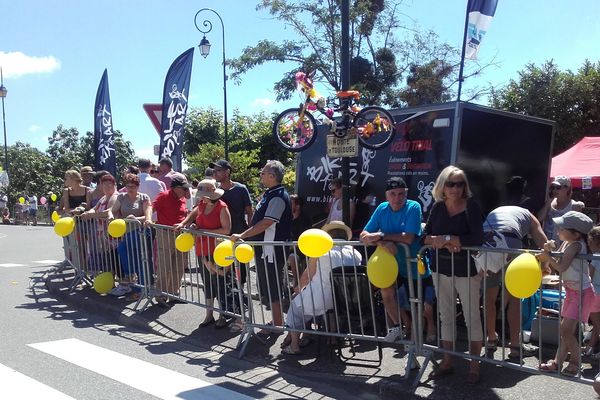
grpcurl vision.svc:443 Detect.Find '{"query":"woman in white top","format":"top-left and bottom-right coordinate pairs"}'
top-left (280, 221), bottom-right (362, 355)
top-left (326, 178), bottom-right (355, 227)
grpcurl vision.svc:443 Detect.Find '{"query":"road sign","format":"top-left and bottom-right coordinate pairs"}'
top-left (143, 103), bottom-right (162, 135)
top-left (327, 131), bottom-right (359, 157)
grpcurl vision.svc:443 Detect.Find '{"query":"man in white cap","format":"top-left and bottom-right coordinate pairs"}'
top-left (537, 176), bottom-right (584, 244)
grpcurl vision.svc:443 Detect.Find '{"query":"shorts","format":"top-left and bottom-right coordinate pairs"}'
top-left (485, 270), bottom-right (503, 289)
top-left (590, 294), bottom-right (600, 314)
top-left (28, 209), bottom-right (37, 216)
top-left (397, 276), bottom-right (436, 310)
top-left (255, 245), bottom-right (286, 303)
top-left (562, 287), bottom-right (594, 322)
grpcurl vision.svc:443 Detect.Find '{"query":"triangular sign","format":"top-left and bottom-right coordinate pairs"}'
top-left (143, 103), bottom-right (162, 135)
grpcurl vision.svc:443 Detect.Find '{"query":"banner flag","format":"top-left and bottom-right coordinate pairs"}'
top-left (159, 48), bottom-right (194, 172)
top-left (464, 0), bottom-right (498, 60)
top-left (94, 69), bottom-right (117, 177)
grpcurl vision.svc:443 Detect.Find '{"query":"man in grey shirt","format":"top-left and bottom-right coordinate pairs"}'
top-left (483, 206), bottom-right (548, 358)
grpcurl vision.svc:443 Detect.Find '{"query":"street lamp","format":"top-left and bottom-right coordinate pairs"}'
top-left (194, 8), bottom-right (229, 160)
top-left (0, 68), bottom-right (7, 175)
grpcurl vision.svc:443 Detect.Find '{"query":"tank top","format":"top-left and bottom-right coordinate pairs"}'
top-left (194, 199), bottom-right (227, 257)
top-left (561, 239), bottom-right (591, 290)
top-left (544, 199), bottom-right (576, 243)
top-left (68, 188), bottom-right (88, 209)
top-left (328, 198), bottom-right (343, 222)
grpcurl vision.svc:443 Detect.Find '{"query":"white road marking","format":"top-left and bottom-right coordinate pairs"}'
top-left (29, 338), bottom-right (255, 400)
top-left (33, 260), bottom-right (63, 264)
top-left (0, 363), bottom-right (76, 400)
top-left (0, 263), bottom-right (26, 268)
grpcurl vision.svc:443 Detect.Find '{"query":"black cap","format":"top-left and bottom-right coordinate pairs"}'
top-left (386, 177), bottom-right (407, 191)
top-left (208, 159), bottom-right (232, 171)
top-left (159, 157), bottom-right (173, 168)
top-left (170, 173), bottom-right (191, 189)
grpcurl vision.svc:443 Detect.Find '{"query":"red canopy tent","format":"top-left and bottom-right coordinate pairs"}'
top-left (551, 136), bottom-right (600, 189)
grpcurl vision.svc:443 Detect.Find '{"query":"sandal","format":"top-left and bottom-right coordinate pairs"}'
top-left (198, 318), bottom-right (215, 328)
top-left (215, 317), bottom-right (228, 329)
top-left (561, 364), bottom-right (580, 377)
top-left (429, 366), bottom-right (454, 379)
top-left (229, 322), bottom-right (244, 333)
top-left (281, 344), bottom-right (301, 355)
top-left (539, 360), bottom-right (558, 372)
top-left (485, 338), bottom-right (498, 351)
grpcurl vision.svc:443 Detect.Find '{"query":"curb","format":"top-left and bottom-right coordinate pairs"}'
top-left (45, 273), bottom-right (422, 399)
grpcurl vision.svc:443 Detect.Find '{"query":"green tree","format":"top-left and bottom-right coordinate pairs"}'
top-left (1, 142), bottom-right (58, 203)
top-left (490, 60), bottom-right (600, 154)
top-left (46, 125), bottom-right (82, 180)
top-left (228, 0), bottom-right (493, 107)
top-left (80, 129), bottom-right (137, 176)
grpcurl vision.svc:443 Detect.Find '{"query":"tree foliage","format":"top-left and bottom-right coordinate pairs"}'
top-left (228, 0), bottom-right (494, 107)
top-left (490, 60), bottom-right (600, 154)
top-left (184, 107), bottom-right (297, 198)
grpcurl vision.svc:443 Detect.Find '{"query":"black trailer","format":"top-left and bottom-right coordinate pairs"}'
top-left (295, 101), bottom-right (555, 231)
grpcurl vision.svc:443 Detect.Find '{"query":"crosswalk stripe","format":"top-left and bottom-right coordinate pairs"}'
top-left (33, 260), bottom-right (63, 264)
top-left (0, 263), bottom-right (26, 268)
top-left (0, 363), bottom-right (76, 400)
top-left (29, 338), bottom-right (255, 400)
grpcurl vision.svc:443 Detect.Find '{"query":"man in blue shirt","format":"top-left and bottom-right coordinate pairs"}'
top-left (360, 177), bottom-right (425, 342)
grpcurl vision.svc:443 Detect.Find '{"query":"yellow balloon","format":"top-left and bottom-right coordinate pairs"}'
top-left (19, 197), bottom-right (25, 204)
top-left (54, 217), bottom-right (75, 237)
top-left (235, 243), bottom-right (255, 263)
top-left (505, 253), bottom-right (542, 299)
top-left (108, 219), bottom-right (127, 238)
top-left (51, 210), bottom-right (60, 223)
top-left (175, 232), bottom-right (195, 252)
top-left (417, 256), bottom-right (426, 275)
top-left (51, 193), bottom-right (58, 202)
top-left (367, 246), bottom-right (398, 288)
top-left (214, 240), bottom-right (234, 267)
top-left (93, 272), bottom-right (114, 294)
top-left (298, 229), bottom-right (333, 258)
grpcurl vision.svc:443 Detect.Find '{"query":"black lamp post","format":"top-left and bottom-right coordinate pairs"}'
top-left (0, 68), bottom-right (7, 175)
top-left (194, 8), bottom-right (229, 160)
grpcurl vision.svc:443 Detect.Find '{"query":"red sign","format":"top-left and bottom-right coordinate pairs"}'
top-left (143, 103), bottom-right (162, 135)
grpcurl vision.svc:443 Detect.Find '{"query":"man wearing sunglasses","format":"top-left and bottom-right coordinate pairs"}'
top-left (537, 176), bottom-right (584, 244)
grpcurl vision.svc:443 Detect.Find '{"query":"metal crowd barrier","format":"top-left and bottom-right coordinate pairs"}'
top-left (416, 244), bottom-right (600, 387)
top-left (57, 221), bottom-right (600, 388)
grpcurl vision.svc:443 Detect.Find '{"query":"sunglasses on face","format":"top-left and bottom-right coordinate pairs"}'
top-left (445, 181), bottom-right (465, 188)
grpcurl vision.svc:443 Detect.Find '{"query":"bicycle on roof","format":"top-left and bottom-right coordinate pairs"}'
top-left (272, 71), bottom-right (397, 152)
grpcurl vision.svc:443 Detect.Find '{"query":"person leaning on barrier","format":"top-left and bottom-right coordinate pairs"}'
top-left (147, 173), bottom-right (191, 307)
top-left (280, 221), bottom-right (362, 355)
top-left (59, 170), bottom-right (92, 216)
top-left (108, 173), bottom-right (153, 301)
top-left (421, 165), bottom-right (484, 385)
top-left (174, 178), bottom-right (234, 329)
top-left (89, 170), bottom-right (110, 208)
top-left (230, 160), bottom-right (293, 333)
top-left (360, 177), bottom-right (431, 343)
top-left (481, 206), bottom-right (548, 359)
top-left (538, 211), bottom-right (594, 376)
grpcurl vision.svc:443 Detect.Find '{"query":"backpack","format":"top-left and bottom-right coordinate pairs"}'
top-left (521, 291), bottom-right (540, 330)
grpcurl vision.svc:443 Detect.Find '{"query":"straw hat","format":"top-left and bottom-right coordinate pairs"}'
top-left (322, 220), bottom-right (352, 240)
top-left (196, 178), bottom-right (224, 200)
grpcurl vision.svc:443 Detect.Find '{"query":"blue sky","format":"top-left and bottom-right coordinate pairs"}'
top-left (2, 0), bottom-right (599, 161)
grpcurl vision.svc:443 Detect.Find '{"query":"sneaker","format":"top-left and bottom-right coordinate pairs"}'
top-left (108, 285), bottom-right (131, 297)
top-left (383, 326), bottom-right (403, 343)
top-left (509, 343), bottom-right (538, 358)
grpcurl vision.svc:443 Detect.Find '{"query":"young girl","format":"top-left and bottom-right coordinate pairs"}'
top-left (585, 226), bottom-right (600, 357)
top-left (538, 211), bottom-right (594, 376)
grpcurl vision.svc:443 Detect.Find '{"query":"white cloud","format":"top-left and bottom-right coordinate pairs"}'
top-left (251, 97), bottom-right (273, 107)
top-left (0, 51), bottom-right (61, 78)
top-left (29, 124), bottom-right (41, 133)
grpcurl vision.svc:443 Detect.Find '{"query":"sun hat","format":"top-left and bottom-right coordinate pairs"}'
top-left (321, 220), bottom-right (352, 240)
top-left (196, 178), bottom-right (225, 200)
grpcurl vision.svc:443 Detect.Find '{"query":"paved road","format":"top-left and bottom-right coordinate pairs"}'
top-left (0, 224), bottom-right (362, 399)
top-left (1, 224), bottom-right (599, 399)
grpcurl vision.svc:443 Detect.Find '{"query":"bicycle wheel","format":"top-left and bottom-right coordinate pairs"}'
top-left (353, 106), bottom-right (396, 150)
top-left (272, 108), bottom-right (318, 152)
